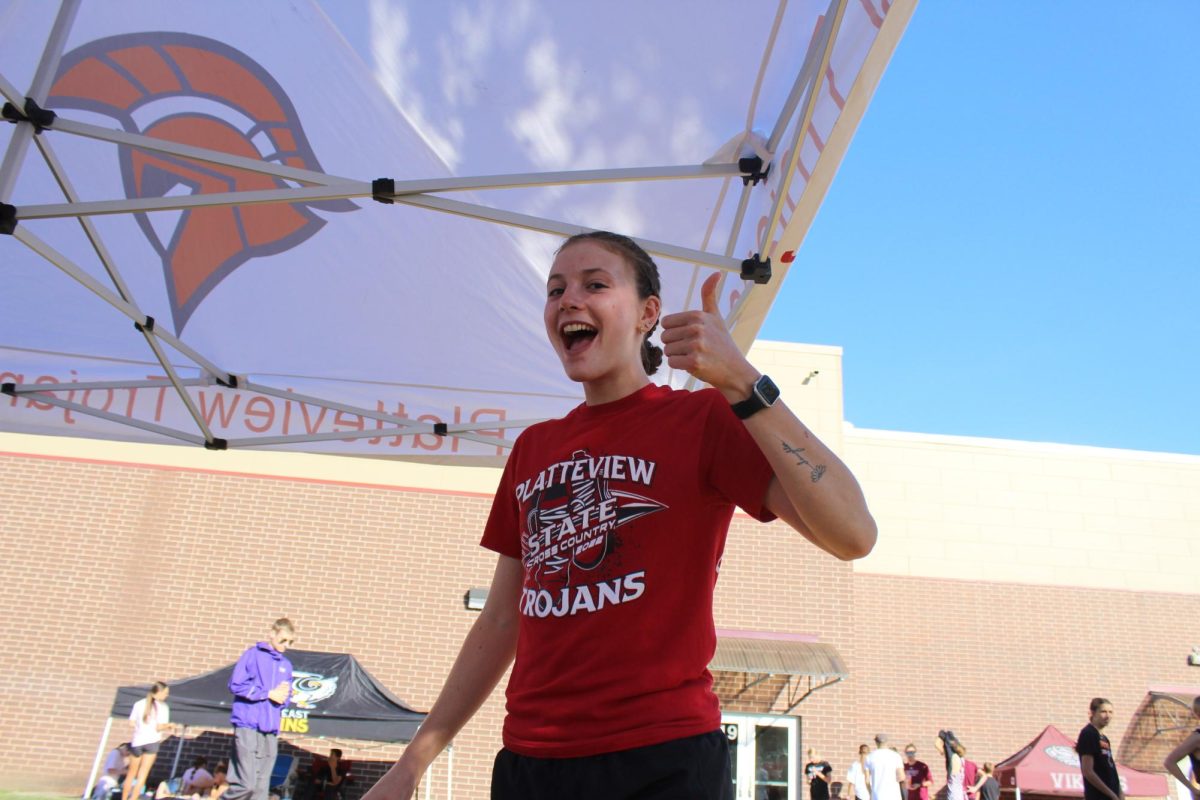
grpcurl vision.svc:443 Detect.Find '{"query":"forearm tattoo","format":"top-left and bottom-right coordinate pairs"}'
top-left (782, 441), bottom-right (826, 482)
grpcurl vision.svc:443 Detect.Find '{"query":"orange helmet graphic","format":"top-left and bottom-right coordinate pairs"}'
top-left (49, 33), bottom-right (355, 332)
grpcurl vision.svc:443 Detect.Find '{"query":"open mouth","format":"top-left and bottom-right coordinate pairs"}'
top-left (561, 322), bottom-right (598, 352)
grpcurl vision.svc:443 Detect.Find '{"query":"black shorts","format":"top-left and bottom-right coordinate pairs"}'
top-left (128, 742), bottom-right (159, 757)
top-left (491, 729), bottom-right (733, 800)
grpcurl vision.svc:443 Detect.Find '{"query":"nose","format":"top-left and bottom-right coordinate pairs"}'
top-left (559, 285), bottom-right (583, 310)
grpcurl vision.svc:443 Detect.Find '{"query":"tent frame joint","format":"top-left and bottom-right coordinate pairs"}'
top-left (0, 202), bottom-right (16, 234)
top-left (2, 97), bottom-right (56, 133)
top-left (741, 254), bottom-right (772, 284)
top-left (371, 177), bottom-right (395, 204)
top-left (738, 155), bottom-right (770, 186)
top-left (205, 437), bottom-right (228, 451)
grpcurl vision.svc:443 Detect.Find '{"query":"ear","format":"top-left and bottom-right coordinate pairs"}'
top-left (640, 294), bottom-right (661, 332)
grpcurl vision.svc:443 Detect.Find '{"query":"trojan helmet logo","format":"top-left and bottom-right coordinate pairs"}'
top-left (290, 671), bottom-right (338, 709)
top-left (48, 33), bottom-right (355, 333)
top-left (523, 449), bottom-right (666, 589)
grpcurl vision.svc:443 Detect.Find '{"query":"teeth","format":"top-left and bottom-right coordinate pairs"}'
top-left (562, 323), bottom-right (597, 335)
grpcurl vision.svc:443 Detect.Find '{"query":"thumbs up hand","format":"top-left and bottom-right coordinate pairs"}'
top-left (660, 272), bottom-right (760, 401)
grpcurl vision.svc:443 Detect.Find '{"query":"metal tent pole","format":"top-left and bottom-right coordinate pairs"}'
top-left (82, 717), bottom-right (113, 800)
top-left (168, 726), bottom-right (187, 780)
top-left (0, 0), bottom-right (80, 201)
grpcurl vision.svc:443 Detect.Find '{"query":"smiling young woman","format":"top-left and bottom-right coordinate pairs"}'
top-left (363, 230), bottom-right (876, 800)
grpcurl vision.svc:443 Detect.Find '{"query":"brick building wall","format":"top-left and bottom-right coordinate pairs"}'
top-left (850, 573), bottom-right (1200, 788)
top-left (0, 452), bottom-right (502, 797)
top-left (1, 438), bottom-right (1196, 798)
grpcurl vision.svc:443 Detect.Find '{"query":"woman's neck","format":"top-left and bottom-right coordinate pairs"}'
top-left (582, 370), bottom-right (651, 406)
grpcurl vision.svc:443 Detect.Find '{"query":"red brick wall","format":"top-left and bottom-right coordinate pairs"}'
top-left (1, 450), bottom-right (1196, 799)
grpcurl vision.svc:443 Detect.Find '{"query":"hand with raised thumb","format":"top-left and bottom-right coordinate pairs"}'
top-left (660, 272), bottom-right (758, 399)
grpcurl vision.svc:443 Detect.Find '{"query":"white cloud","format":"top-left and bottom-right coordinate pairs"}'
top-left (368, 0), bottom-right (463, 169)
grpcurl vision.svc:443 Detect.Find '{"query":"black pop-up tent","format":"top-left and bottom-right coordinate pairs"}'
top-left (111, 650), bottom-right (425, 742)
top-left (87, 651), bottom-right (425, 799)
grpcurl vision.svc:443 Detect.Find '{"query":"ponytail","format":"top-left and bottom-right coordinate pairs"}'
top-left (143, 681), bottom-right (168, 723)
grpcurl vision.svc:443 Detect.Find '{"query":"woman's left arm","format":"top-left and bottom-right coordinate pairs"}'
top-left (661, 274), bottom-right (876, 561)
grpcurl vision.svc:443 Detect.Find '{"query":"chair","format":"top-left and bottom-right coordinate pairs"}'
top-left (268, 755), bottom-right (297, 799)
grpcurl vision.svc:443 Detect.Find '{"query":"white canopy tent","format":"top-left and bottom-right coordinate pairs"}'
top-left (0, 0), bottom-right (915, 465)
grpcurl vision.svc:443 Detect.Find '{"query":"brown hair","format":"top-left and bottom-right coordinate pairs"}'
top-left (557, 231), bottom-right (663, 375)
top-left (272, 618), bottom-right (295, 635)
top-left (143, 680), bottom-right (167, 723)
top-left (1089, 697), bottom-right (1112, 713)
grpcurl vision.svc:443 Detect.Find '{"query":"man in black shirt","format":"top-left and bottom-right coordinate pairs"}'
top-left (1076, 697), bottom-right (1123, 800)
top-left (805, 748), bottom-right (833, 800)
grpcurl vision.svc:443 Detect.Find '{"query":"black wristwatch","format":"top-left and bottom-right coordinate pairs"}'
top-left (730, 374), bottom-right (780, 420)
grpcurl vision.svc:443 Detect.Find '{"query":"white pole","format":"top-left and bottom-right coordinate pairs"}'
top-left (82, 717), bottom-right (113, 800)
top-left (168, 726), bottom-right (187, 779)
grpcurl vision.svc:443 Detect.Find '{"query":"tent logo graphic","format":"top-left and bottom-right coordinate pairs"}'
top-left (47, 32), bottom-right (355, 333)
top-left (291, 671), bottom-right (338, 709)
top-left (1043, 745), bottom-right (1079, 767)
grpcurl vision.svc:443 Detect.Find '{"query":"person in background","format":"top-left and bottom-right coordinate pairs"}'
top-left (209, 761), bottom-right (231, 800)
top-left (903, 744), bottom-right (932, 800)
top-left (973, 763), bottom-right (999, 800)
top-left (227, 618), bottom-right (296, 800)
top-left (181, 757), bottom-right (215, 796)
top-left (806, 748), bottom-right (833, 800)
top-left (314, 749), bottom-right (351, 800)
top-left (1162, 695), bottom-right (1200, 800)
top-left (125, 682), bottom-right (172, 800)
top-left (960, 746), bottom-right (979, 800)
top-left (936, 731), bottom-right (964, 800)
top-left (1077, 698), bottom-right (1123, 800)
top-left (847, 744), bottom-right (870, 800)
top-left (93, 743), bottom-right (131, 800)
top-left (865, 734), bottom-right (905, 800)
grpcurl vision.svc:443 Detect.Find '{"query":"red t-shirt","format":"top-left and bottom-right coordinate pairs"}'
top-left (905, 760), bottom-right (931, 800)
top-left (481, 383), bottom-right (775, 757)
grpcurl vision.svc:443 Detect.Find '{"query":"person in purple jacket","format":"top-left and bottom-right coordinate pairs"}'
top-left (226, 618), bottom-right (296, 800)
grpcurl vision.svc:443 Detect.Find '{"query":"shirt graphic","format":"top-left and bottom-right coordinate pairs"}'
top-left (517, 448), bottom-right (666, 618)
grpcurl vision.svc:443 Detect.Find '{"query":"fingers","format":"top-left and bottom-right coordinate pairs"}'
top-left (700, 271), bottom-right (721, 315)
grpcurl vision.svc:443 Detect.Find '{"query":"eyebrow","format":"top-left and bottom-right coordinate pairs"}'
top-left (547, 267), bottom-right (612, 283)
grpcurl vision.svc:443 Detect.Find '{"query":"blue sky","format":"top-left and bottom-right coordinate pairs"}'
top-left (758, 2), bottom-right (1199, 454)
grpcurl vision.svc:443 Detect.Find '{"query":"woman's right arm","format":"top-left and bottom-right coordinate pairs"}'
top-left (1163, 733), bottom-right (1200, 793)
top-left (363, 554), bottom-right (523, 800)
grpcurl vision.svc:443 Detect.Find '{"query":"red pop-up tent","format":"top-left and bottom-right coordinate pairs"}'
top-left (994, 726), bottom-right (1168, 799)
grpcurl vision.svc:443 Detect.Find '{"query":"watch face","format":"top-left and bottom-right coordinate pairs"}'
top-left (755, 375), bottom-right (780, 405)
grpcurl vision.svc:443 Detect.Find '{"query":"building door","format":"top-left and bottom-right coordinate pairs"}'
top-left (722, 713), bottom-right (799, 800)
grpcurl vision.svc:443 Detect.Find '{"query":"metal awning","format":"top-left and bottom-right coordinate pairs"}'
top-left (1115, 685), bottom-right (1200, 773)
top-left (710, 634), bottom-right (847, 714)
top-left (711, 637), bottom-right (847, 679)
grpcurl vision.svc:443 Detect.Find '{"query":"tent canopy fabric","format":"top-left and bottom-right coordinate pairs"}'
top-left (994, 725), bottom-right (1168, 799)
top-left (0, 0), bottom-right (915, 464)
top-left (112, 650), bottom-right (426, 743)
